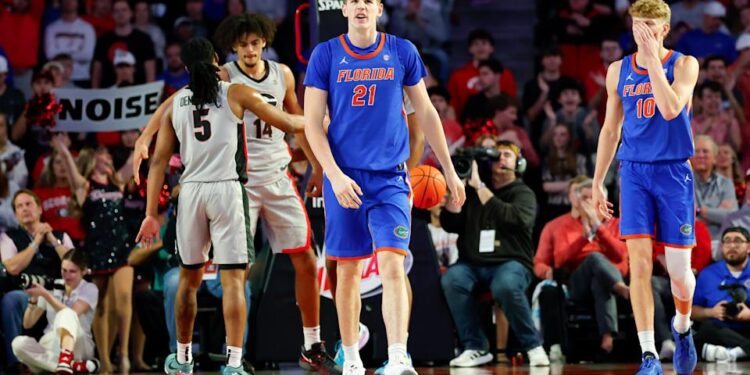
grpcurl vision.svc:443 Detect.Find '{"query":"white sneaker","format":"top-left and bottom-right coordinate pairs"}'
top-left (703, 344), bottom-right (731, 363)
top-left (383, 359), bottom-right (417, 375)
top-left (549, 344), bottom-right (565, 364)
top-left (659, 340), bottom-right (675, 360)
top-left (342, 361), bottom-right (366, 375)
top-left (449, 350), bottom-right (493, 367)
top-left (527, 346), bottom-right (550, 367)
top-left (358, 323), bottom-right (370, 350)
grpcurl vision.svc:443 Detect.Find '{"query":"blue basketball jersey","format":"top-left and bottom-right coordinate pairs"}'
top-left (304, 33), bottom-right (426, 171)
top-left (616, 51), bottom-right (694, 162)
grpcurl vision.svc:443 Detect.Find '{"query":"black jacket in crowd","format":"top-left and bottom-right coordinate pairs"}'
top-left (440, 179), bottom-right (537, 272)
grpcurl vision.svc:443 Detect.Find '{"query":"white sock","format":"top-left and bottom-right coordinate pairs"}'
top-left (227, 345), bottom-right (243, 368)
top-left (303, 326), bottom-right (321, 351)
top-left (730, 347), bottom-right (747, 360)
top-left (673, 312), bottom-right (691, 334)
top-left (388, 343), bottom-right (409, 365)
top-left (343, 344), bottom-right (362, 365)
top-left (177, 341), bottom-right (192, 364)
top-left (638, 331), bottom-right (658, 358)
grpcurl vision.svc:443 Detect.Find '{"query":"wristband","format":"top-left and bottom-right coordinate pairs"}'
top-left (27, 298), bottom-right (37, 306)
top-left (30, 242), bottom-right (39, 253)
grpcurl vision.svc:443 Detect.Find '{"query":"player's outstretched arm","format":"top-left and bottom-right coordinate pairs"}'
top-left (405, 80), bottom-right (465, 207)
top-left (136, 108), bottom-right (176, 246)
top-left (304, 86), bottom-right (363, 209)
top-left (133, 92), bottom-right (178, 185)
top-left (280, 64), bottom-right (323, 197)
top-left (634, 23), bottom-right (699, 120)
top-left (592, 61), bottom-right (624, 220)
top-left (231, 84), bottom-right (305, 134)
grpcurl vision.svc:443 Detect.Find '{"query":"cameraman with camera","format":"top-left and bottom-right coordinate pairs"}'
top-left (441, 141), bottom-right (550, 367)
top-left (691, 226), bottom-right (750, 362)
top-left (0, 189), bottom-right (74, 372)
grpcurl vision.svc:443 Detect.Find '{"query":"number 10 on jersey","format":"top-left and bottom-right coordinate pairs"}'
top-left (636, 97), bottom-right (656, 119)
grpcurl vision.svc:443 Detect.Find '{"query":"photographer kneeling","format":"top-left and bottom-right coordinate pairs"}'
top-left (440, 141), bottom-right (549, 367)
top-left (12, 249), bottom-right (99, 373)
top-left (692, 226), bottom-right (750, 362)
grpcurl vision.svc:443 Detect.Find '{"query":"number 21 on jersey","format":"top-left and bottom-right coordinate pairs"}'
top-left (352, 84), bottom-right (376, 107)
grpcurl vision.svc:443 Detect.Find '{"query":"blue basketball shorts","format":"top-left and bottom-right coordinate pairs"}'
top-left (323, 164), bottom-right (412, 260)
top-left (619, 160), bottom-right (696, 248)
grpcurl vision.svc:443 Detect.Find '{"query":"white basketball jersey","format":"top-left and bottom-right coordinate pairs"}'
top-left (171, 82), bottom-right (247, 184)
top-left (224, 60), bottom-right (290, 186)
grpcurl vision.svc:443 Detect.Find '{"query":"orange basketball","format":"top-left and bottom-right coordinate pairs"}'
top-left (410, 165), bottom-right (447, 210)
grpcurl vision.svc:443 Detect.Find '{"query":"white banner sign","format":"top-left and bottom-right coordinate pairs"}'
top-left (55, 81), bottom-right (164, 132)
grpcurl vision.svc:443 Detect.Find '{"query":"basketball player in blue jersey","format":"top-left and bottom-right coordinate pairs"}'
top-left (591, 1), bottom-right (699, 374)
top-left (304, 0), bottom-right (465, 374)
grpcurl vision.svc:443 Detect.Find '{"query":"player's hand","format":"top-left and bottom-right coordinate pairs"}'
top-left (592, 183), bottom-right (613, 221)
top-left (306, 166), bottom-right (323, 198)
top-left (633, 23), bottom-right (660, 62)
top-left (445, 169), bottom-right (466, 207)
top-left (712, 301), bottom-right (728, 321)
top-left (133, 135), bottom-right (151, 185)
top-left (330, 171), bottom-right (363, 209)
top-left (135, 215), bottom-right (161, 248)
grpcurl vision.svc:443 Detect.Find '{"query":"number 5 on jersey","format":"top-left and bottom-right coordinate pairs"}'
top-left (193, 108), bottom-right (212, 141)
top-left (352, 84), bottom-right (376, 107)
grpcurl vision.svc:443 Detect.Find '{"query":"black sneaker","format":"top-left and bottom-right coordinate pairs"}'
top-left (299, 342), bottom-right (342, 374)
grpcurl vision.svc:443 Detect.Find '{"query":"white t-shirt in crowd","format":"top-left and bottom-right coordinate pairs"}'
top-left (38, 279), bottom-right (98, 341)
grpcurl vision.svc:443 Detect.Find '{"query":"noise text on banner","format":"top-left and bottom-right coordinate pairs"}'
top-left (55, 81), bottom-right (164, 132)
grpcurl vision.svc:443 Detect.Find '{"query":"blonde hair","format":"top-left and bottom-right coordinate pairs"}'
top-left (629, 0), bottom-right (671, 22)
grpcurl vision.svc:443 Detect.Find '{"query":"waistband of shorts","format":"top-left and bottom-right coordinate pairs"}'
top-left (340, 162), bottom-right (408, 175)
top-left (619, 159), bottom-right (689, 166)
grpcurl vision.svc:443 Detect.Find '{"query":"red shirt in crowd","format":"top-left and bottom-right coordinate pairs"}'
top-left (534, 215), bottom-right (629, 278)
top-left (33, 186), bottom-right (85, 243)
top-left (0, 0), bottom-right (44, 70)
top-left (448, 62), bottom-right (518, 120)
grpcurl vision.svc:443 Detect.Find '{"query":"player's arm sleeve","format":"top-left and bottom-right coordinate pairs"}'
top-left (397, 39), bottom-right (427, 87)
top-left (484, 187), bottom-right (537, 229)
top-left (303, 43), bottom-right (331, 91)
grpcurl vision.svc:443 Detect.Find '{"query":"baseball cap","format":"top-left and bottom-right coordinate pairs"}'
top-left (173, 16), bottom-right (193, 30)
top-left (113, 49), bottom-right (136, 66)
top-left (704, 1), bottom-right (726, 17)
top-left (0, 55), bottom-right (7, 74)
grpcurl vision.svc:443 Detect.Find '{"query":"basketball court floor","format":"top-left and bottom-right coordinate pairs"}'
top-left (231, 362), bottom-right (750, 374)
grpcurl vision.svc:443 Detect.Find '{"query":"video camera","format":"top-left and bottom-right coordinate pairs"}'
top-left (451, 147), bottom-right (500, 181)
top-left (719, 283), bottom-right (748, 317)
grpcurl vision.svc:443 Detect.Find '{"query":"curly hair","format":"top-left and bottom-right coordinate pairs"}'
top-left (629, 0), bottom-right (671, 22)
top-left (213, 13), bottom-right (276, 54)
